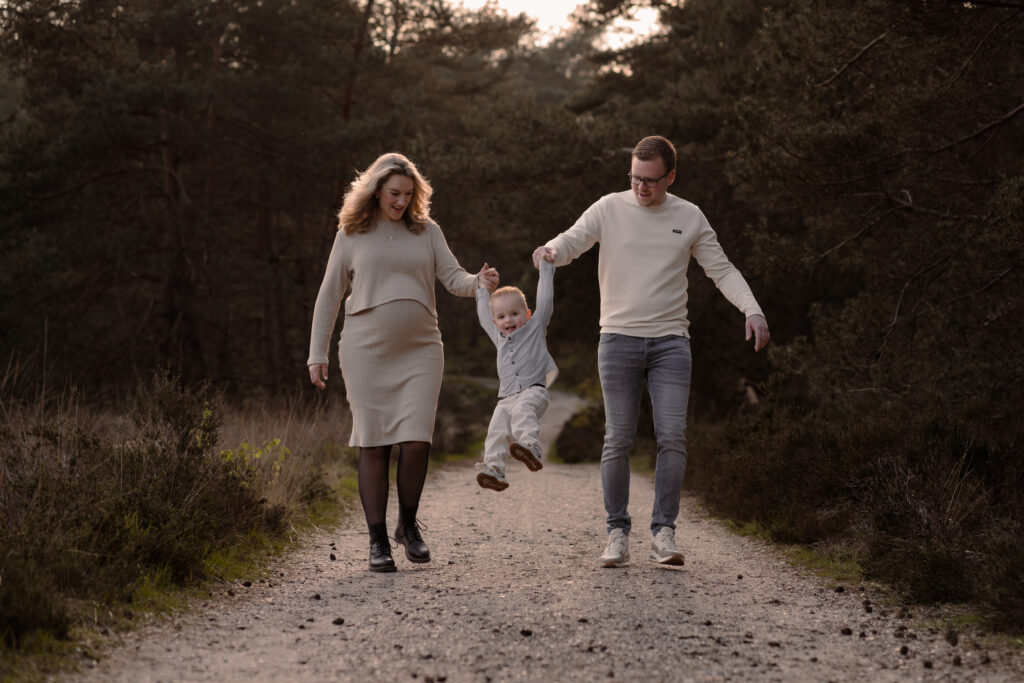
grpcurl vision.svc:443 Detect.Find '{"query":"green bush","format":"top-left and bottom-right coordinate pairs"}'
top-left (555, 402), bottom-right (605, 463)
top-left (554, 380), bottom-right (658, 468)
top-left (686, 395), bottom-right (1024, 630)
top-left (433, 377), bottom-right (500, 457)
top-left (0, 374), bottom-right (285, 647)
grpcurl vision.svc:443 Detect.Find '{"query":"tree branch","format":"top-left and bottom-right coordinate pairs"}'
top-left (929, 100), bottom-right (1024, 154)
top-left (880, 255), bottom-right (951, 349)
top-left (814, 203), bottom-right (896, 260)
top-left (944, 265), bottom-right (1016, 308)
top-left (957, 1), bottom-right (1024, 9)
top-left (941, 10), bottom-right (1019, 93)
top-left (812, 32), bottom-right (888, 88)
top-left (867, 100), bottom-right (1024, 165)
top-left (22, 170), bottom-right (138, 200)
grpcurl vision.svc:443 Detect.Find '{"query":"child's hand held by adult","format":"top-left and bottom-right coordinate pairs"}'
top-left (532, 246), bottom-right (557, 269)
top-left (477, 262), bottom-right (500, 291)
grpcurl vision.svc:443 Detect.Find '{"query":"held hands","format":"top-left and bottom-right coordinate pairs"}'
top-left (309, 363), bottom-right (328, 390)
top-left (745, 314), bottom-right (770, 352)
top-left (532, 246), bottom-right (557, 269)
top-left (477, 263), bottom-right (499, 292)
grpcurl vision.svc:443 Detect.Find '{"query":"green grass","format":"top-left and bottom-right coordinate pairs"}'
top-left (715, 509), bottom-right (866, 586)
top-left (1, 630), bottom-right (79, 683)
top-left (782, 545), bottom-right (864, 587)
top-left (130, 568), bottom-right (189, 614)
top-left (434, 433), bottom-right (486, 464)
top-left (546, 439), bottom-right (562, 463)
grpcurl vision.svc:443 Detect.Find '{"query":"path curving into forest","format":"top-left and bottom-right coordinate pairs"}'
top-left (67, 390), bottom-right (1023, 682)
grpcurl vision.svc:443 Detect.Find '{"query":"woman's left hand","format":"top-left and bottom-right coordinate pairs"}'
top-left (476, 263), bottom-right (499, 292)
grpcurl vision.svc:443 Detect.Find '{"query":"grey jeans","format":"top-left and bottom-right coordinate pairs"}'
top-left (598, 333), bottom-right (692, 536)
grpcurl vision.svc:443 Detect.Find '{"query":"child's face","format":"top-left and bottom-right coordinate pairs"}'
top-left (491, 294), bottom-right (531, 335)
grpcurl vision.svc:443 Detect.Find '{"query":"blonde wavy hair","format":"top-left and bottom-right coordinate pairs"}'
top-left (338, 152), bottom-right (433, 235)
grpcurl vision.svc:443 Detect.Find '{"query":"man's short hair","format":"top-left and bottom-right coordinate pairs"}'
top-left (633, 135), bottom-right (676, 173)
top-left (490, 286), bottom-right (528, 311)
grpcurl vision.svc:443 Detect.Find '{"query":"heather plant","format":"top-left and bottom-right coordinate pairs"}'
top-left (0, 373), bottom-right (352, 651)
top-left (685, 393), bottom-right (1024, 630)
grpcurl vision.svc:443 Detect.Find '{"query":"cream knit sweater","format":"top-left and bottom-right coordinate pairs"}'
top-left (307, 220), bottom-right (477, 366)
top-left (545, 190), bottom-right (763, 338)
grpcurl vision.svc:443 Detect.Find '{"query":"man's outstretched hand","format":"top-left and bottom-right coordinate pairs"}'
top-left (745, 314), bottom-right (770, 352)
top-left (532, 246), bottom-right (557, 269)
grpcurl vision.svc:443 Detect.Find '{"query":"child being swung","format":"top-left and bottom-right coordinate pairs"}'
top-left (474, 259), bottom-right (558, 491)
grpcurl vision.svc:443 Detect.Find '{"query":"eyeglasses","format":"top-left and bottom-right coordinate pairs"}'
top-left (627, 171), bottom-right (669, 188)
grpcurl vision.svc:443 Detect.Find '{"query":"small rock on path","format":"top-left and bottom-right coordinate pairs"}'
top-left (68, 391), bottom-right (1022, 682)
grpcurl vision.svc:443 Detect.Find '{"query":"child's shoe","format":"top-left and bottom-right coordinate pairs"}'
top-left (510, 442), bottom-right (543, 471)
top-left (475, 462), bottom-right (509, 491)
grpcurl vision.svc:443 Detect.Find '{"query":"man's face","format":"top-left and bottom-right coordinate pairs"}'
top-left (629, 157), bottom-right (675, 208)
top-left (491, 295), bottom-right (531, 335)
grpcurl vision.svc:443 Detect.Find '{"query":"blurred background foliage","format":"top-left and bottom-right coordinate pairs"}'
top-left (2, 0), bottom-right (1022, 628)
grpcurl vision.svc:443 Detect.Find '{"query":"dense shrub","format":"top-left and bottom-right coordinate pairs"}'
top-left (554, 383), bottom-right (657, 467)
top-left (0, 375), bottom-right (286, 647)
top-left (685, 396), bottom-right (1024, 630)
top-left (555, 403), bottom-right (606, 464)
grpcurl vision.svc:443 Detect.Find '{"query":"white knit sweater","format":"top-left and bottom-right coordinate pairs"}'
top-left (307, 220), bottom-right (477, 366)
top-left (545, 190), bottom-right (763, 338)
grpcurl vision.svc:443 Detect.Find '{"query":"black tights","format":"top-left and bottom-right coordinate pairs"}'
top-left (357, 441), bottom-right (431, 527)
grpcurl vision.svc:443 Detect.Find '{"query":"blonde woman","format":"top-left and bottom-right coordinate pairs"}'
top-left (308, 153), bottom-right (498, 572)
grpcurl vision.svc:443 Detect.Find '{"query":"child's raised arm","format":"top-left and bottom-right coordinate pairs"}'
top-left (532, 259), bottom-right (555, 328)
top-left (475, 284), bottom-right (500, 344)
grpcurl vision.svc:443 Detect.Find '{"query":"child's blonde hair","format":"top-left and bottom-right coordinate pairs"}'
top-left (490, 286), bottom-right (528, 312)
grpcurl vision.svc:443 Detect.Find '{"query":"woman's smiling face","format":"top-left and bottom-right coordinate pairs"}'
top-left (377, 173), bottom-right (415, 221)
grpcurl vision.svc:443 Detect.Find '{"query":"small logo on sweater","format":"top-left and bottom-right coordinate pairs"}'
top-left (672, 229), bottom-right (682, 234)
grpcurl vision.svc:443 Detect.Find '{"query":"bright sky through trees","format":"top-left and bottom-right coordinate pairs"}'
top-left (459, 0), bottom-right (662, 45)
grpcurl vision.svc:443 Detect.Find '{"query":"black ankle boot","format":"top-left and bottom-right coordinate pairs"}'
top-left (394, 506), bottom-right (430, 563)
top-left (368, 522), bottom-right (396, 572)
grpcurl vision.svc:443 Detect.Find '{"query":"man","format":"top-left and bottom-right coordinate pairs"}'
top-left (533, 135), bottom-right (769, 568)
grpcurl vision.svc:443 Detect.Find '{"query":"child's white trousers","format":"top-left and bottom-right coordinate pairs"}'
top-left (483, 386), bottom-right (550, 466)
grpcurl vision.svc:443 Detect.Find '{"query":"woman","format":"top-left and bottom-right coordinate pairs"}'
top-left (308, 152), bottom-right (498, 572)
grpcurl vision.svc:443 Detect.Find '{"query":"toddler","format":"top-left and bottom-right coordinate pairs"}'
top-left (474, 259), bottom-right (557, 490)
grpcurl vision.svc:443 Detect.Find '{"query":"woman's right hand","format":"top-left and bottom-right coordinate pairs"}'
top-left (309, 363), bottom-right (328, 390)
top-left (476, 262), bottom-right (499, 292)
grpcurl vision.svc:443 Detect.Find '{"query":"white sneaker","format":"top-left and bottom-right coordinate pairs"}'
top-left (599, 528), bottom-right (630, 568)
top-left (475, 462), bottom-right (509, 491)
top-left (510, 442), bottom-right (543, 471)
top-left (650, 527), bottom-right (684, 565)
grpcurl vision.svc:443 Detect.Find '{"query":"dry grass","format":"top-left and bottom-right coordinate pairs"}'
top-left (0, 367), bottom-right (355, 656)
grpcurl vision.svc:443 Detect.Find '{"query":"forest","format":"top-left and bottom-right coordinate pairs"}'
top-left (1, 0), bottom-right (1022, 650)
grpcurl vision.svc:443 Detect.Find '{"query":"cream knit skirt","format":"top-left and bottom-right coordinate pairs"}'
top-left (339, 299), bottom-right (443, 447)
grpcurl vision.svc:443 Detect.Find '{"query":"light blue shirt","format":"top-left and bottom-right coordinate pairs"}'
top-left (476, 260), bottom-right (558, 398)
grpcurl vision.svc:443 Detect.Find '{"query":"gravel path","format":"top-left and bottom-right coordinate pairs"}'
top-left (69, 391), bottom-right (1022, 682)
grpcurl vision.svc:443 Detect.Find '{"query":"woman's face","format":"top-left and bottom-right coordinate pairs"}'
top-left (377, 174), bottom-right (415, 222)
